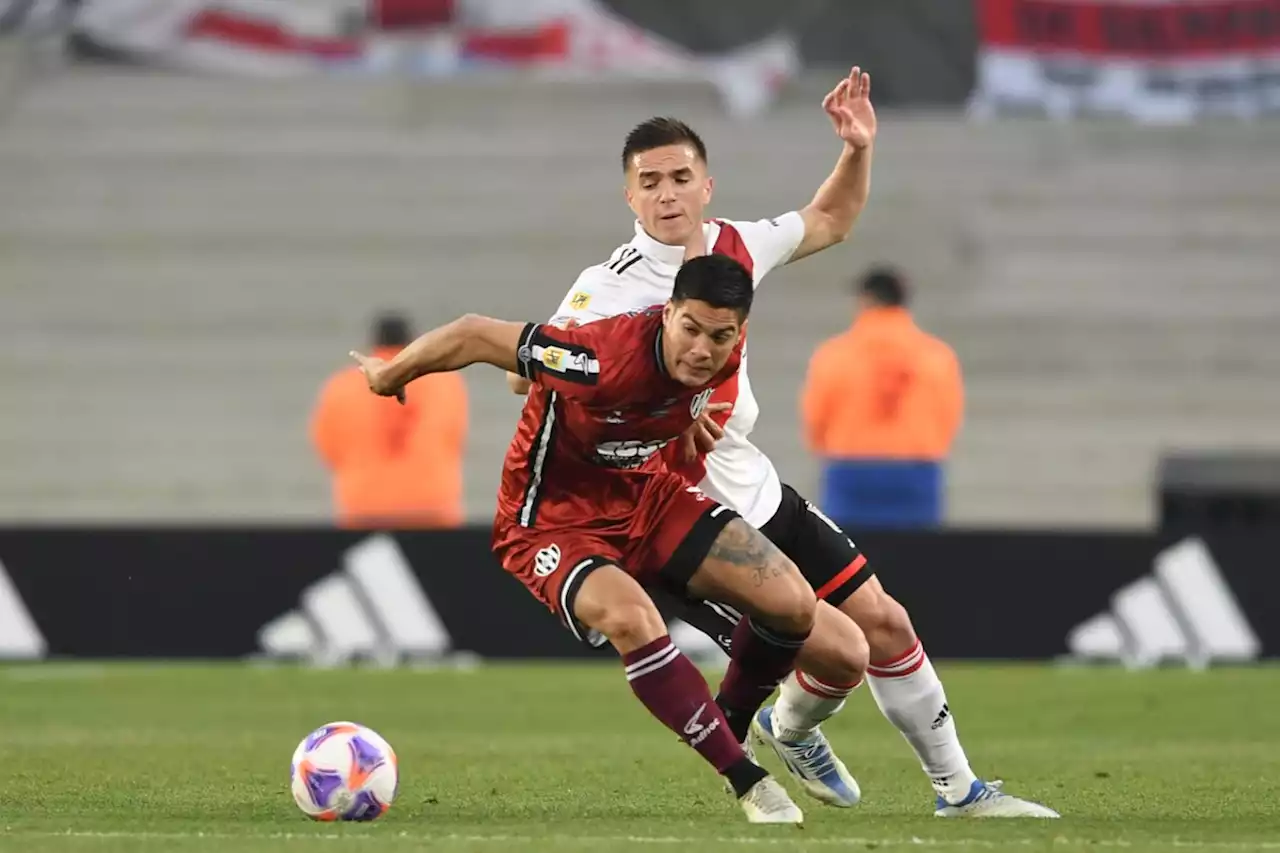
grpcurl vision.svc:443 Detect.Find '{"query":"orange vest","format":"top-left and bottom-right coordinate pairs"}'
top-left (801, 308), bottom-right (963, 460)
top-left (309, 346), bottom-right (468, 528)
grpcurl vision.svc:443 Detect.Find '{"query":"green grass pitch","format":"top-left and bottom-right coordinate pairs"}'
top-left (1, 661), bottom-right (1278, 852)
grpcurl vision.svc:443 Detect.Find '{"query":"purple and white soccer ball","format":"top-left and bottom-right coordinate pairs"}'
top-left (290, 721), bottom-right (398, 821)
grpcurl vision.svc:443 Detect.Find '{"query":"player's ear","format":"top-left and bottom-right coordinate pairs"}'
top-left (702, 175), bottom-right (714, 205)
top-left (662, 301), bottom-right (675, 325)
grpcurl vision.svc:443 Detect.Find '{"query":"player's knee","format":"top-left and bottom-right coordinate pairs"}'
top-left (870, 595), bottom-right (917, 658)
top-left (842, 581), bottom-right (917, 660)
top-left (572, 565), bottom-right (670, 654)
top-left (587, 601), bottom-right (668, 654)
top-left (797, 601), bottom-right (868, 685)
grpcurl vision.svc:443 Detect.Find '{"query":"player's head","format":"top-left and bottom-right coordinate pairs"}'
top-left (662, 254), bottom-right (752, 386)
top-left (372, 311), bottom-right (413, 348)
top-left (856, 266), bottom-right (909, 312)
top-left (622, 117), bottom-right (713, 247)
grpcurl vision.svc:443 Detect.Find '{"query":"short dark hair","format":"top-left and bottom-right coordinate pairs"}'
top-left (858, 266), bottom-right (908, 307)
top-left (621, 117), bottom-right (707, 171)
top-left (372, 311), bottom-right (413, 347)
top-left (672, 255), bottom-right (753, 320)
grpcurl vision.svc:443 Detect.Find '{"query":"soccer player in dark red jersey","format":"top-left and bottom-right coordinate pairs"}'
top-left (350, 254), bottom-right (809, 823)
top-left (501, 69), bottom-right (1057, 819)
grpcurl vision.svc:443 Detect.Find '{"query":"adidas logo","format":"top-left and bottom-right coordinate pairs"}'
top-left (255, 534), bottom-right (453, 668)
top-left (0, 556), bottom-right (46, 660)
top-left (930, 703), bottom-right (950, 730)
top-left (1067, 536), bottom-right (1260, 670)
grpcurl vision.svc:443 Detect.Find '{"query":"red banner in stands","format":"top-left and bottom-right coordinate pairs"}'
top-left (979, 0), bottom-right (1280, 56)
top-left (971, 0), bottom-right (1280, 121)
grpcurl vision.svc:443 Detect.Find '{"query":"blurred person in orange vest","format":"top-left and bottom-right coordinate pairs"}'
top-left (310, 311), bottom-right (468, 528)
top-left (801, 267), bottom-right (962, 528)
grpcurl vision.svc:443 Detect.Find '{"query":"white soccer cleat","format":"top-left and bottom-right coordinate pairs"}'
top-left (739, 776), bottom-right (804, 825)
top-left (751, 706), bottom-right (861, 808)
top-left (933, 779), bottom-right (1060, 818)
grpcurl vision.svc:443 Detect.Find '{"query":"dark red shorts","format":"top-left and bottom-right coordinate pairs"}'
top-left (492, 470), bottom-right (739, 645)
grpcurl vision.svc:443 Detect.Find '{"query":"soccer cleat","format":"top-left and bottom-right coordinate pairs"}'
top-left (738, 776), bottom-right (804, 824)
top-left (751, 706), bottom-right (861, 808)
top-left (933, 779), bottom-right (1060, 818)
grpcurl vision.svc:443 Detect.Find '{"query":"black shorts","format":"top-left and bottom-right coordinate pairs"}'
top-left (650, 484), bottom-right (874, 646)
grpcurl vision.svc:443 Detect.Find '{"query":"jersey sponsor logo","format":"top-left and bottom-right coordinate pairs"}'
top-left (533, 544), bottom-right (562, 578)
top-left (569, 291), bottom-right (592, 310)
top-left (690, 388), bottom-right (714, 419)
top-left (593, 438), bottom-right (671, 468)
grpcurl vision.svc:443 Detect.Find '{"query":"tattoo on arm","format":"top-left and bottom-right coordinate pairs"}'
top-left (708, 520), bottom-right (787, 587)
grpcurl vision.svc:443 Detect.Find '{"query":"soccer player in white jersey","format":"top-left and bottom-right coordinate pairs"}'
top-left (508, 67), bottom-right (1058, 819)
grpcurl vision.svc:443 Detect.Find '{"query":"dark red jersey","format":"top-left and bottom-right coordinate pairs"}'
top-left (497, 306), bottom-right (743, 529)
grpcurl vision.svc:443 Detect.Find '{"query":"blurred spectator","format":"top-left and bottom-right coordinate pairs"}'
top-left (310, 312), bottom-right (467, 529)
top-left (801, 267), bottom-right (962, 529)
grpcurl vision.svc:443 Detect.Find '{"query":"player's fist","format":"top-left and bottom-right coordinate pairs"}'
top-left (823, 66), bottom-right (875, 151)
top-left (349, 350), bottom-right (406, 404)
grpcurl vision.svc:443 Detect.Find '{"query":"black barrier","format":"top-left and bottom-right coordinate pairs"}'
top-left (0, 527), bottom-right (1274, 664)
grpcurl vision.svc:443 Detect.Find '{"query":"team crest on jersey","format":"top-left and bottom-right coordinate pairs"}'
top-left (690, 389), bottom-right (714, 419)
top-left (569, 291), bottom-right (592, 310)
top-left (533, 544), bottom-right (561, 577)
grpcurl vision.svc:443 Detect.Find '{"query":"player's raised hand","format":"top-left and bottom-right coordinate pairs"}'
top-left (822, 66), bottom-right (876, 151)
top-left (680, 403), bottom-right (732, 461)
top-left (349, 350), bottom-right (407, 404)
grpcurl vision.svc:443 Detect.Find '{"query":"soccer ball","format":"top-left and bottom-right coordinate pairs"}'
top-left (290, 721), bottom-right (398, 821)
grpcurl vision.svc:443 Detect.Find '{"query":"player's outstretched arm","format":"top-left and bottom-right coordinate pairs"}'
top-left (790, 66), bottom-right (876, 264)
top-left (350, 314), bottom-right (527, 403)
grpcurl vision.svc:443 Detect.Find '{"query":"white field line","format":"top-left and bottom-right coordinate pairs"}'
top-left (5, 830), bottom-right (1279, 849)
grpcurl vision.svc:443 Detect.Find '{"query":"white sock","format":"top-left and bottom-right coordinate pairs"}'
top-left (867, 640), bottom-right (978, 803)
top-left (771, 671), bottom-right (860, 742)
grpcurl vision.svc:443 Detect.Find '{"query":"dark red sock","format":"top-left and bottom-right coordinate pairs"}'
top-left (715, 617), bottom-right (810, 742)
top-left (623, 636), bottom-right (747, 773)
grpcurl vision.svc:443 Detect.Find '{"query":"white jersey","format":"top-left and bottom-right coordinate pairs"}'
top-left (548, 213), bottom-right (806, 527)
